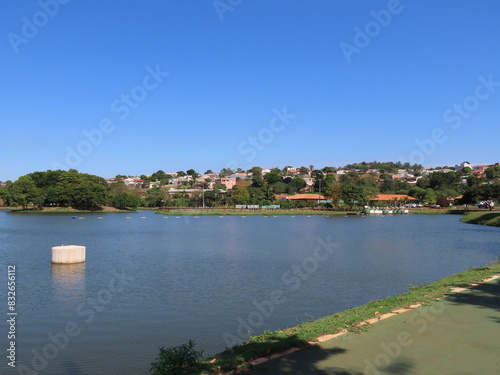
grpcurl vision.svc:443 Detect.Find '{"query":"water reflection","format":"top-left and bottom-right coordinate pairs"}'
top-left (51, 263), bottom-right (86, 301)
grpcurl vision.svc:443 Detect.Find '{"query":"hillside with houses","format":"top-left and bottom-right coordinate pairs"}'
top-left (2, 161), bottom-right (498, 211)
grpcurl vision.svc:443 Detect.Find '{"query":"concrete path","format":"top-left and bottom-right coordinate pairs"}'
top-left (252, 276), bottom-right (500, 375)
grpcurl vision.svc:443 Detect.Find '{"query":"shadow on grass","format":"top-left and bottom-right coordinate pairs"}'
top-left (446, 278), bottom-right (500, 313)
top-left (194, 334), bottom-right (313, 374)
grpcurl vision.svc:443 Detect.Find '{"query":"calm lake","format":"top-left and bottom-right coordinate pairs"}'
top-left (0, 211), bottom-right (498, 374)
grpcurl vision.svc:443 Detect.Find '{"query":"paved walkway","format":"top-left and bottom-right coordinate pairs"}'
top-left (252, 276), bottom-right (500, 375)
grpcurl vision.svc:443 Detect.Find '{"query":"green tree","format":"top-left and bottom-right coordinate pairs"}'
top-left (213, 182), bottom-right (227, 190)
top-left (323, 181), bottom-right (342, 203)
top-left (287, 177), bottom-right (306, 193)
top-left (0, 188), bottom-right (8, 206)
top-left (340, 171), bottom-right (361, 186)
top-left (232, 187), bottom-right (250, 204)
top-left (280, 199), bottom-right (297, 209)
top-left (462, 167), bottom-right (472, 174)
top-left (466, 175), bottom-right (481, 187)
top-left (145, 187), bottom-right (166, 207)
top-left (203, 190), bottom-right (223, 207)
top-left (112, 193), bottom-right (141, 210)
top-left (458, 188), bottom-right (480, 208)
top-left (271, 182), bottom-right (287, 194)
top-left (251, 176), bottom-right (265, 188)
top-left (322, 166), bottom-right (337, 174)
top-left (423, 188), bottom-right (437, 204)
top-left (248, 166), bottom-right (263, 177)
top-left (219, 168), bottom-right (234, 177)
top-left (264, 172), bottom-right (281, 185)
top-left (151, 170), bottom-right (172, 185)
top-left (416, 176), bottom-right (430, 189)
top-left (7, 176), bottom-right (38, 209)
top-left (341, 184), bottom-right (368, 209)
top-left (186, 169), bottom-right (198, 178)
top-left (247, 186), bottom-right (266, 204)
top-left (380, 179), bottom-right (411, 194)
top-left (57, 170), bottom-right (108, 210)
top-left (299, 166), bottom-right (309, 175)
top-left (485, 165), bottom-right (500, 180)
top-left (408, 186), bottom-right (427, 201)
top-left (109, 180), bottom-right (130, 196)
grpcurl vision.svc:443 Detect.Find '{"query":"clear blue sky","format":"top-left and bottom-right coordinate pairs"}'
top-left (1, 0), bottom-right (499, 181)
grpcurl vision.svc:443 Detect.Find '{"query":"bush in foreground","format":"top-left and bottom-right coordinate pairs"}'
top-left (150, 340), bottom-right (203, 375)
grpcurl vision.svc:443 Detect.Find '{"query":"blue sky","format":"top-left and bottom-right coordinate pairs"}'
top-left (1, 0), bottom-right (499, 181)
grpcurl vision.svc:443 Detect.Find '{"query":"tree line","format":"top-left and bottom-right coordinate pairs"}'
top-left (1, 165), bottom-right (499, 210)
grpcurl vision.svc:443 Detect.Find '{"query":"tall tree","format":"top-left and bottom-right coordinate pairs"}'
top-left (323, 181), bottom-right (342, 202)
top-left (271, 182), bottom-right (287, 194)
top-left (57, 170), bottom-right (108, 210)
top-left (485, 165), bottom-right (500, 180)
top-left (232, 187), bottom-right (250, 204)
top-left (145, 187), bottom-right (167, 207)
top-left (264, 172), bottom-right (281, 185)
top-left (7, 176), bottom-right (39, 209)
top-left (341, 184), bottom-right (368, 209)
top-left (248, 166), bottom-right (263, 177)
top-left (251, 176), bottom-right (265, 188)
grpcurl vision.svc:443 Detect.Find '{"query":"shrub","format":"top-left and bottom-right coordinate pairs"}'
top-left (150, 340), bottom-right (203, 375)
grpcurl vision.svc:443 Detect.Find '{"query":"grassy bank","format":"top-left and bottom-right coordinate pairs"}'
top-left (460, 212), bottom-right (500, 227)
top-left (156, 209), bottom-right (354, 216)
top-left (8, 206), bottom-right (133, 213)
top-left (176, 264), bottom-right (500, 374)
top-left (157, 208), bottom-right (486, 216)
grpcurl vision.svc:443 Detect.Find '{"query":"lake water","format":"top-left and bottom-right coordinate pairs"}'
top-left (0, 211), bottom-right (498, 374)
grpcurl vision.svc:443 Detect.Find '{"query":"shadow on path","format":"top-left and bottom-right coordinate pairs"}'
top-left (252, 345), bottom-right (415, 375)
top-left (446, 278), bottom-right (500, 314)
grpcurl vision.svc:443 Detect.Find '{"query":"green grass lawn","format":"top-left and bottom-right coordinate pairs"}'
top-left (460, 211), bottom-right (500, 227)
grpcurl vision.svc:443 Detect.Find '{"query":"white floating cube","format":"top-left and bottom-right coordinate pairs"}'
top-left (52, 245), bottom-right (86, 264)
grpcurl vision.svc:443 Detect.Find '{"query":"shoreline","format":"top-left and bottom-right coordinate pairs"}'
top-left (3, 206), bottom-right (497, 221)
top-left (156, 209), bottom-right (354, 216)
top-left (460, 211), bottom-right (500, 227)
top-left (3, 207), bottom-right (499, 228)
top-left (4, 207), bottom-right (135, 214)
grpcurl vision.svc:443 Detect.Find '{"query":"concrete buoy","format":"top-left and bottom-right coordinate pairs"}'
top-left (52, 245), bottom-right (86, 264)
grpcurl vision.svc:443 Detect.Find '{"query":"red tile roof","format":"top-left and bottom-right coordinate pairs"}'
top-left (371, 194), bottom-right (417, 201)
top-left (289, 194), bottom-right (326, 200)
